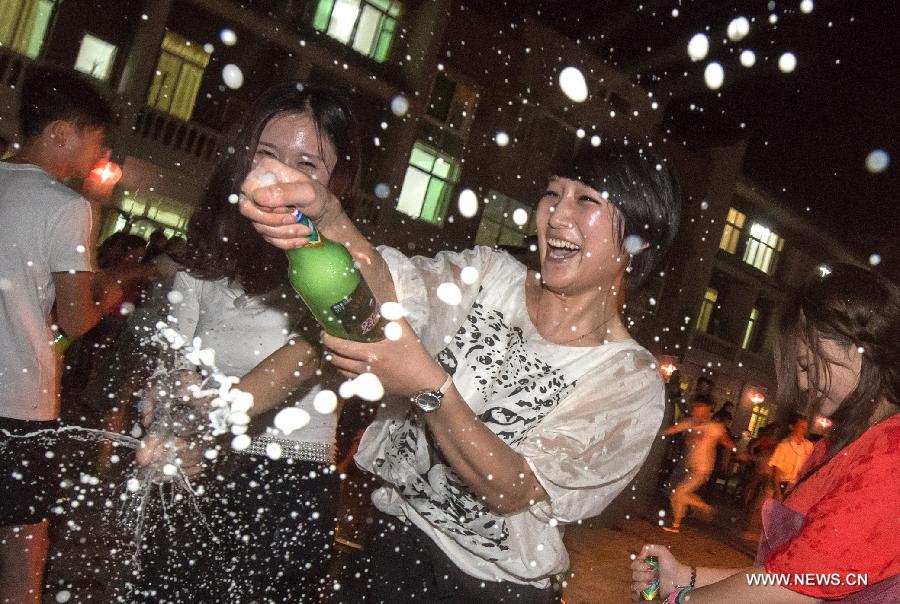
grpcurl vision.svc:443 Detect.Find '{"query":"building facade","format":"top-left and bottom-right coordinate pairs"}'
top-left (1, 0), bottom-right (864, 502)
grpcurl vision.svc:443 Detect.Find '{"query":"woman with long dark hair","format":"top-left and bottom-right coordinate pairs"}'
top-left (631, 263), bottom-right (899, 603)
top-left (135, 81), bottom-right (360, 603)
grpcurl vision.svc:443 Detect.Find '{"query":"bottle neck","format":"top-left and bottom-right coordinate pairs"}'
top-left (295, 212), bottom-right (324, 248)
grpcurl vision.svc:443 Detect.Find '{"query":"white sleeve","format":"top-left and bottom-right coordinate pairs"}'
top-left (377, 245), bottom-right (502, 355)
top-left (518, 348), bottom-right (665, 524)
top-left (48, 198), bottom-right (95, 273)
top-left (169, 271), bottom-right (202, 341)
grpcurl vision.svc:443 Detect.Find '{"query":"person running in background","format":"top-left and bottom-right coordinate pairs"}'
top-left (0, 66), bottom-right (114, 604)
top-left (662, 396), bottom-right (734, 533)
top-left (768, 413), bottom-right (814, 501)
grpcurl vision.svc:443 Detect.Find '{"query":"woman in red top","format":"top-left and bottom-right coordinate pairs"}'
top-left (631, 263), bottom-right (900, 602)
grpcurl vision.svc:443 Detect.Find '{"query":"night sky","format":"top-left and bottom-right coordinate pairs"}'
top-left (517, 0), bottom-right (899, 280)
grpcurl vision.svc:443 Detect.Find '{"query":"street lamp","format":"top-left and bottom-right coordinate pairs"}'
top-left (659, 362), bottom-right (677, 380)
top-left (750, 392), bottom-right (766, 405)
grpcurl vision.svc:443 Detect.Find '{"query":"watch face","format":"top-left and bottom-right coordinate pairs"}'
top-left (413, 391), bottom-right (442, 412)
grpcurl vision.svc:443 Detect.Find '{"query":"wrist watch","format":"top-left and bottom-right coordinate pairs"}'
top-left (410, 373), bottom-right (454, 413)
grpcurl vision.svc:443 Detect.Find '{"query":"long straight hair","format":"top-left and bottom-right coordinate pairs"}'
top-left (183, 82), bottom-right (361, 295)
top-left (776, 263), bottom-right (900, 487)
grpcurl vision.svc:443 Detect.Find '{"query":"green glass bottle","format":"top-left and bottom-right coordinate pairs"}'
top-left (286, 214), bottom-right (384, 342)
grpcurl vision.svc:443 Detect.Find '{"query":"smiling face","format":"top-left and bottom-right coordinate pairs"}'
top-left (252, 111), bottom-right (336, 186)
top-left (796, 337), bottom-right (862, 417)
top-left (535, 176), bottom-right (627, 295)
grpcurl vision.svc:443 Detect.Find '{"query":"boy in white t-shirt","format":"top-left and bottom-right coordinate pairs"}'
top-left (769, 414), bottom-right (815, 500)
top-left (0, 66), bottom-right (112, 604)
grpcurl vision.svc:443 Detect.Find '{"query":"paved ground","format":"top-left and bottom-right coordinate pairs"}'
top-left (562, 509), bottom-right (757, 603)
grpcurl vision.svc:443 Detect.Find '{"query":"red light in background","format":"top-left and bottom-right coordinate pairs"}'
top-left (659, 362), bottom-right (677, 379)
top-left (817, 416), bottom-right (833, 429)
top-left (90, 160), bottom-right (122, 185)
top-left (750, 392), bottom-right (766, 405)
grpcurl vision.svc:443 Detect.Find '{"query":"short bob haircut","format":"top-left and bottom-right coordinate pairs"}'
top-left (20, 66), bottom-right (113, 140)
top-left (777, 263), bottom-right (900, 483)
top-left (184, 81), bottom-right (361, 295)
top-left (554, 139), bottom-right (681, 289)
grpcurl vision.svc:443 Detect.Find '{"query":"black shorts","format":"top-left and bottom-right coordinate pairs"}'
top-left (0, 417), bottom-right (62, 526)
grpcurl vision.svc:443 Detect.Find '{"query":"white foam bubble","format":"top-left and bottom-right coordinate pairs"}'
top-left (273, 407), bottom-right (311, 434)
top-left (740, 50), bottom-right (757, 68)
top-left (436, 282), bottom-right (463, 306)
top-left (384, 321), bottom-right (403, 341)
top-left (460, 266), bottom-right (479, 284)
top-left (222, 64), bottom-right (244, 89)
top-left (559, 66), bottom-right (588, 102)
top-left (374, 183), bottom-right (390, 199)
top-left (457, 188), bottom-right (479, 218)
top-left (865, 149), bottom-right (890, 173)
top-left (354, 372), bottom-right (385, 402)
top-left (313, 390), bottom-right (338, 414)
top-left (380, 301), bottom-right (406, 321)
top-left (727, 17), bottom-right (750, 42)
top-left (495, 131), bottom-right (510, 147)
top-left (688, 33), bottom-right (709, 61)
top-left (390, 95), bottom-right (409, 116)
top-left (257, 171), bottom-right (278, 186)
top-left (624, 235), bottom-right (646, 255)
top-left (231, 434), bottom-right (251, 451)
top-left (778, 52), bottom-right (797, 73)
top-left (220, 29), bottom-right (237, 46)
top-left (704, 62), bottom-right (725, 90)
top-left (265, 442), bottom-right (283, 460)
top-left (512, 208), bottom-right (529, 226)
top-left (167, 290), bottom-right (184, 305)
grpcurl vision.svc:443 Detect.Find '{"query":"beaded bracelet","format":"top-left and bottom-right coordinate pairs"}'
top-left (664, 567), bottom-right (696, 604)
top-left (664, 586), bottom-right (694, 604)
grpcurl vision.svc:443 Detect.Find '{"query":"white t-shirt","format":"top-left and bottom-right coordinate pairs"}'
top-left (0, 163), bottom-right (94, 421)
top-left (169, 271), bottom-right (337, 447)
top-left (355, 246), bottom-right (664, 587)
top-left (768, 437), bottom-right (815, 484)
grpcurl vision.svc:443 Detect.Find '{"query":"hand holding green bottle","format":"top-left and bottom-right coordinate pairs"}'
top-left (241, 160), bottom-right (385, 342)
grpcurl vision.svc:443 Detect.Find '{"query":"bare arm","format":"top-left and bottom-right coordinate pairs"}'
top-left (662, 419), bottom-right (693, 436)
top-left (322, 329), bottom-right (547, 516)
top-left (238, 338), bottom-right (321, 417)
top-left (416, 363), bottom-right (548, 514)
top-left (676, 567), bottom-right (818, 603)
top-left (51, 271), bottom-right (102, 337)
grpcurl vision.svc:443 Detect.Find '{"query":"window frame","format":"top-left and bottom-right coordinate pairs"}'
top-left (719, 207), bottom-right (746, 254)
top-left (311, 0), bottom-right (402, 64)
top-left (395, 141), bottom-right (461, 226)
top-left (742, 222), bottom-right (784, 275)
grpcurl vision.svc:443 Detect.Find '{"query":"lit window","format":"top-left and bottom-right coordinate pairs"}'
top-left (741, 307), bottom-right (759, 350)
top-left (396, 142), bottom-right (460, 225)
top-left (696, 287), bottom-right (718, 333)
top-left (312, 0), bottom-right (401, 63)
top-left (742, 222), bottom-right (784, 274)
top-left (747, 403), bottom-right (769, 437)
top-left (74, 34), bottom-right (117, 81)
top-left (474, 191), bottom-right (534, 247)
top-left (0, 0), bottom-right (56, 58)
top-left (719, 207), bottom-right (746, 254)
top-left (146, 32), bottom-right (211, 121)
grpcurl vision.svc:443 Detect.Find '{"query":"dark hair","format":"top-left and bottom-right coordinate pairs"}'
top-left (98, 233), bottom-right (147, 268)
top-left (183, 81), bottom-right (361, 295)
top-left (777, 263), bottom-right (900, 484)
top-left (691, 395), bottom-right (714, 409)
top-left (20, 67), bottom-right (113, 140)
top-left (554, 139), bottom-right (681, 288)
top-left (696, 376), bottom-right (714, 387)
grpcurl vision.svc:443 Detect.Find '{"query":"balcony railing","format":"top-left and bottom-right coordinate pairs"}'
top-left (130, 107), bottom-right (220, 162)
